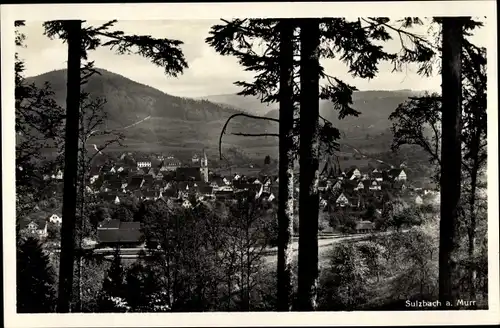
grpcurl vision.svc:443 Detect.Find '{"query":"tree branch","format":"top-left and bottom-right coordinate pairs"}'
top-left (219, 113), bottom-right (279, 160)
top-left (231, 133), bottom-right (279, 137)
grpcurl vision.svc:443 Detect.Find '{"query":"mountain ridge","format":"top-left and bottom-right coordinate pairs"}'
top-left (26, 68), bottom-right (422, 162)
top-left (26, 68), bottom-right (279, 162)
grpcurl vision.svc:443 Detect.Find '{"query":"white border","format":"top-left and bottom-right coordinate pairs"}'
top-left (2, 1), bottom-right (499, 327)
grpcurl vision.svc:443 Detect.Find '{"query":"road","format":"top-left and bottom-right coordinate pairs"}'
top-left (91, 232), bottom-right (395, 261)
top-left (87, 115), bottom-right (152, 155)
top-left (121, 115), bottom-right (151, 130)
top-left (264, 231), bottom-right (398, 266)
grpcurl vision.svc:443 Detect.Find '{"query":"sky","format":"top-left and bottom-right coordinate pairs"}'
top-left (16, 19), bottom-right (488, 98)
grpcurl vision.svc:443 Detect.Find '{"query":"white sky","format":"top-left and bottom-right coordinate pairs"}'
top-left (17, 18), bottom-right (488, 98)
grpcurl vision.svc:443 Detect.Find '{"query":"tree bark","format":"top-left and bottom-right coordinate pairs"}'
top-left (439, 17), bottom-right (465, 307)
top-left (277, 18), bottom-right (296, 311)
top-left (57, 20), bottom-right (82, 313)
top-left (297, 18), bottom-right (320, 311)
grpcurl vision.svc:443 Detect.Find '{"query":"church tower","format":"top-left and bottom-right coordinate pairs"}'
top-left (200, 149), bottom-right (209, 183)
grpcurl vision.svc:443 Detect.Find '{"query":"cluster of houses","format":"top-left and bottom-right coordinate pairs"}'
top-left (85, 150), bottom-right (273, 208)
top-left (18, 213), bottom-right (62, 239)
top-left (20, 151), bottom-right (438, 248)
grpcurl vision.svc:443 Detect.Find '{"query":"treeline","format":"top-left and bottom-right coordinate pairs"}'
top-left (18, 197), bottom-right (488, 312)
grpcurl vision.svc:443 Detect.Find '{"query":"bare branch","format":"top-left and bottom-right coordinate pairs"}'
top-left (231, 133), bottom-right (279, 137)
top-left (219, 113), bottom-right (279, 160)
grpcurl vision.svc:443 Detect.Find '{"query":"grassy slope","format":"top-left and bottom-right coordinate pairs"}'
top-left (26, 69), bottom-right (431, 173)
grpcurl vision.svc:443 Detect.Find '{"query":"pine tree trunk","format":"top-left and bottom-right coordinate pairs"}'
top-left (277, 18), bottom-right (296, 311)
top-left (439, 17), bottom-right (465, 307)
top-left (297, 18), bottom-right (320, 311)
top-left (57, 20), bottom-right (82, 313)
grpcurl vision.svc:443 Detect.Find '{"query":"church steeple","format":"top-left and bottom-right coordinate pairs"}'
top-left (200, 148), bottom-right (209, 183)
top-left (201, 148), bottom-right (208, 167)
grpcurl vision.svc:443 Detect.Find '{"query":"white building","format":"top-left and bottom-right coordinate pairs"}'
top-left (48, 214), bottom-right (62, 225)
top-left (137, 159), bottom-right (152, 169)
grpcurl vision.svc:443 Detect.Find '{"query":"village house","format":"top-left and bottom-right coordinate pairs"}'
top-left (102, 193), bottom-right (121, 205)
top-left (335, 191), bottom-right (360, 208)
top-left (371, 171), bottom-right (384, 182)
top-left (318, 180), bottom-right (330, 192)
top-left (147, 167), bottom-right (157, 178)
top-left (159, 157), bottom-right (182, 172)
top-left (215, 190), bottom-right (235, 201)
top-left (368, 180), bottom-right (382, 191)
top-left (97, 220), bottom-right (144, 248)
top-left (233, 182), bottom-right (264, 199)
top-left (331, 180), bottom-right (342, 191)
top-left (48, 213), bottom-right (62, 225)
top-left (355, 220), bottom-right (375, 234)
top-left (137, 158), bottom-right (152, 169)
top-left (51, 169), bottom-right (64, 180)
top-left (89, 167), bottom-right (101, 184)
top-left (354, 181), bottom-right (365, 191)
top-left (19, 218), bottom-right (48, 238)
top-left (392, 181), bottom-right (407, 191)
top-left (109, 165), bottom-right (124, 174)
top-left (247, 177), bottom-right (262, 185)
top-left (100, 179), bottom-right (124, 193)
top-left (151, 179), bottom-right (166, 191)
top-left (346, 167), bottom-right (362, 180)
top-left (319, 198), bottom-right (328, 209)
top-left (125, 176), bottom-right (144, 193)
top-left (389, 168), bottom-right (407, 181)
top-left (209, 177), bottom-right (224, 191)
top-left (176, 167), bottom-right (202, 182)
top-left (142, 190), bottom-right (163, 201)
top-left (98, 219), bottom-right (120, 229)
top-left (197, 185), bottom-right (215, 200)
top-left (335, 192), bottom-right (350, 207)
top-left (182, 199), bottom-right (193, 209)
top-left (261, 177), bottom-right (273, 192)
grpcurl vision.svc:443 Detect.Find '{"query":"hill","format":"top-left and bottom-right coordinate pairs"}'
top-left (26, 69), bottom-right (279, 163)
top-left (203, 90), bottom-right (424, 154)
top-left (26, 68), bottom-right (427, 168)
top-left (195, 93), bottom-right (276, 117)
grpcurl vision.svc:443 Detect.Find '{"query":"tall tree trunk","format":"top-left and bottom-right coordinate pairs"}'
top-left (57, 20), bottom-right (82, 313)
top-left (439, 17), bottom-right (465, 307)
top-left (277, 18), bottom-right (295, 311)
top-left (297, 18), bottom-right (320, 311)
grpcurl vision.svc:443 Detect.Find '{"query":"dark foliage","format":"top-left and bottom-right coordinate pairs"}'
top-left (17, 237), bottom-right (57, 313)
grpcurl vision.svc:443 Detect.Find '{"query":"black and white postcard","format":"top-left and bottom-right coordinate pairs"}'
top-left (1, 1), bottom-right (498, 327)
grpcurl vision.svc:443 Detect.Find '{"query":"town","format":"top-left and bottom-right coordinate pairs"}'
top-left (19, 149), bottom-right (439, 251)
top-left (12, 14), bottom-right (489, 315)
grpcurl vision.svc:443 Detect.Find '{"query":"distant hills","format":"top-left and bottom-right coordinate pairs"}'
top-left (26, 69), bottom-right (279, 162)
top-left (26, 68), bottom-right (423, 164)
top-left (200, 90), bottom-right (423, 136)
